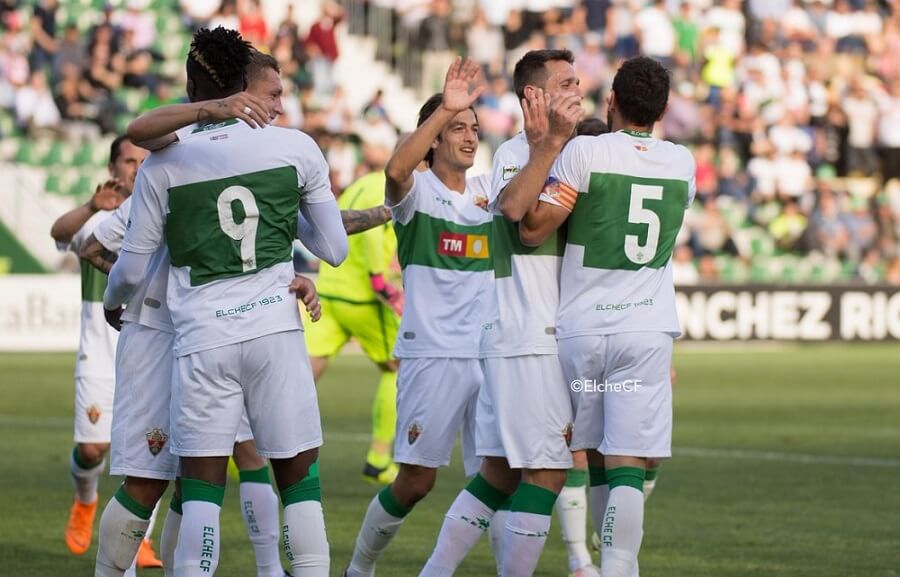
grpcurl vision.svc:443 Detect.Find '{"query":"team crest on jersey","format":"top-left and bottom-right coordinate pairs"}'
top-left (407, 422), bottom-right (422, 445)
top-left (473, 193), bottom-right (489, 211)
top-left (501, 165), bottom-right (520, 181)
top-left (146, 428), bottom-right (169, 456)
top-left (563, 423), bottom-right (573, 447)
top-left (86, 405), bottom-right (101, 425)
top-left (633, 143), bottom-right (648, 152)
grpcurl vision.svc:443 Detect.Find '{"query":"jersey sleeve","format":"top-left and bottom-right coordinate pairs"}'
top-left (93, 197), bottom-right (131, 253)
top-left (386, 170), bottom-right (421, 225)
top-left (295, 133), bottom-right (335, 205)
top-left (548, 136), bottom-right (594, 194)
top-left (120, 164), bottom-right (167, 254)
top-left (489, 140), bottom-right (524, 210)
top-left (683, 147), bottom-right (698, 208)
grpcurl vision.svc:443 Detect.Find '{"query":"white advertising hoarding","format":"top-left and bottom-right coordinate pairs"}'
top-left (0, 274), bottom-right (81, 352)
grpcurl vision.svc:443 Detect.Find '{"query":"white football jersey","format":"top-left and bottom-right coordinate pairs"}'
top-left (57, 211), bottom-right (119, 378)
top-left (481, 132), bottom-right (564, 358)
top-left (549, 130), bottom-right (696, 338)
top-left (389, 169), bottom-right (493, 358)
top-left (94, 196), bottom-right (174, 334)
top-left (121, 120), bottom-right (334, 356)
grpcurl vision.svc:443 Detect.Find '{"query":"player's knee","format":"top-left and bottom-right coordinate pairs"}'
top-left (522, 468), bottom-right (567, 494)
top-left (232, 440), bottom-right (266, 470)
top-left (77, 442), bottom-right (109, 465)
top-left (395, 465), bottom-right (436, 505)
top-left (123, 477), bottom-right (169, 508)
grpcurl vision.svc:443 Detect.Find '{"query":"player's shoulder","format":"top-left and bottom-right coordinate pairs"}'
top-left (658, 139), bottom-right (696, 177)
top-left (494, 132), bottom-right (529, 160)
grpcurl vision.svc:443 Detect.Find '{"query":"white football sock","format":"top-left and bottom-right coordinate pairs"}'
top-left (502, 511), bottom-right (552, 577)
top-left (94, 491), bottom-right (150, 577)
top-left (160, 497), bottom-right (182, 577)
top-left (589, 484), bottom-right (609, 540)
top-left (283, 501), bottom-right (329, 577)
top-left (71, 448), bottom-right (104, 504)
top-left (240, 479), bottom-right (283, 577)
top-left (175, 500), bottom-right (221, 577)
top-left (599, 485), bottom-right (644, 577)
top-left (556, 483), bottom-right (593, 572)
top-left (348, 487), bottom-right (410, 576)
top-left (420, 474), bottom-right (509, 576)
top-left (489, 507), bottom-right (509, 575)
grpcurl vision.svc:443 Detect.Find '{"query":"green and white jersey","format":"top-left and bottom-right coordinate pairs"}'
top-left (121, 120), bottom-right (335, 356)
top-left (550, 130), bottom-right (696, 338)
top-left (389, 169), bottom-right (493, 358)
top-left (57, 211), bottom-right (119, 378)
top-left (481, 132), bottom-right (565, 358)
top-left (94, 197), bottom-right (174, 334)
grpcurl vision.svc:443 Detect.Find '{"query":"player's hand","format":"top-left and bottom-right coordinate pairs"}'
top-left (371, 273), bottom-right (404, 316)
top-left (290, 275), bottom-right (321, 322)
top-left (441, 57), bottom-right (486, 113)
top-left (104, 306), bottom-right (124, 331)
top-left (522, 88), bottom-right (550, 147)
top-left (548, 92), bottom-right (584, 143)
top-left (89, 179), bottom-right (126, 212)
top-left (202, 92), bottom-right (272, 128)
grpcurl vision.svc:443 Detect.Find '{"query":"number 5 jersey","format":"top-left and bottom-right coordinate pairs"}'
top-left (548, 130), bottom-right (696, 339)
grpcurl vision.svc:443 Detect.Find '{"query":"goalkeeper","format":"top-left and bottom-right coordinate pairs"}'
top-left (305, 170), bottom-right (403, 485)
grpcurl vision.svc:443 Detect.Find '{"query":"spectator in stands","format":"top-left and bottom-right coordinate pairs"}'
top-left (120, 0), bottom-right (156, 52)
top-left (878, 78), bottom-right (900, 183)
top-left (239, 0), bottom-right (268, 46)
top-left (467, 8), bottom-right (504, 67)
top-left (53, 24), bottom-right (86, 83)
top-left (15, 69), bottom-right (60, 135)
top-left (306, 0), bottom-right (344, 100)
top-left (208, 0), bottom-right (240, 31)
top-left (672, 244), bottom-right (699, 286)
top-left (29, 0), bottom-right (58, 72)
top-left (769, 201), bottom-right (808, 252)
top-left (812, 188), bottom-right (852, 259)
top-left (843, 78), bottom-right (881, 175)
top-left (635, 0), bottom-right (675, 69)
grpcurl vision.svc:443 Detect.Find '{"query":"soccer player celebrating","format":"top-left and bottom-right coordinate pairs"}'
top-left (103, 27), bottom-right (347, 577)
top-left (50, 136), bottom-right (158, 567)
top-left (518, 56), bottom-right (695, 577)
top-left (418, 49), bottom-right (588, 577)
top-left (344, 58), bottom-right (492, 577)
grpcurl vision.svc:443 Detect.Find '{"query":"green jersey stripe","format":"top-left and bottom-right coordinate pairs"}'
top-left (395, 211), bottom-right (492, 272)
top-left (491, 216), bottom-right (565, 279)
top-left (81, 259), bottom-right (108, 302)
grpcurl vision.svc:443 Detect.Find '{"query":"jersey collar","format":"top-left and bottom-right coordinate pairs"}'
top-left (620, 128), bottom-right (652, 138)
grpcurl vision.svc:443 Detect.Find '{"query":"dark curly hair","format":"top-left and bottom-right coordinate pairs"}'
top-left (186, 27), bottom-right (252, 100)
top-left (576, 117), bottom-right (609, 137)
top-left (416, 93), bottom-right (478, 167)
top-left (512, 49), bottom-right (574, 100)
top-left (611, 57), bottom-right (670, 127)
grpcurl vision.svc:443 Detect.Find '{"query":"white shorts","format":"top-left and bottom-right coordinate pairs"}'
top-left (110, 323), bottom-right (178, 480)
top-left (235, 411), bottom-right (254, 444)
top-left (171, 330), bottom-right (321, 459)
top-left (393, 357), bottom-right (482, 477)
top-left (74, 374), bottom-right (115, 444)
top-left (477, 355), bottom-right (573, 469)
top-left (559, 332), bottom-right (673, 458)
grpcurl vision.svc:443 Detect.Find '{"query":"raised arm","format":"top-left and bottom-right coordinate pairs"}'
top-left (498, 91), bottom-right (583, 222)
top-left (384, 57), bottom-right (485, 205)
top-left (519, 198), bottom-right (571, 247)
top-left (126, 91), bottom-right (272, 151)
top-left (297, 200), bottom-right (349, 267)
top-left (50, 179), bottom-right (124, 243)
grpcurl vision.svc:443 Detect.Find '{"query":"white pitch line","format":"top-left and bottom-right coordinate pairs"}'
top-left (4, 415), bottom-right (900, 469)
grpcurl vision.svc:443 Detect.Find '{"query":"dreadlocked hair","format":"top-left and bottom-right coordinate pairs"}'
top-left (187, 27), bottom-right (251, 95)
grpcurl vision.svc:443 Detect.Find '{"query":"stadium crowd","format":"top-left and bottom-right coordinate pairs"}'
top-left (1, 0), bottom-right (900, 284)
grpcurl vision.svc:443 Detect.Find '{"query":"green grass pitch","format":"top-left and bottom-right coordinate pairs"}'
top-left (1, 345), bottom-right (899, 576)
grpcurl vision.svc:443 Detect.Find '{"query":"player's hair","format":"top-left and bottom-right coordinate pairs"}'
top-left (186, 27), bottom-right (251, 99)
top-left (512, 49), bottom-right (574, 100)
top-left (246, 49), bottom-right (280, 85)
top-left (416, 93), bottom-right (478, 167)
top-left (576, 117), bottom-right (609, 137)
top-left (109, 134), bottom-right (131, 165)
top-left (611, 56), bottom-right (670, 127)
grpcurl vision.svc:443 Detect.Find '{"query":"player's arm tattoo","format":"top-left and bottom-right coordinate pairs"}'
top-left (341, 207), bottom-right (392, 235)
top-left (79, 233), bottom-right (118, 274)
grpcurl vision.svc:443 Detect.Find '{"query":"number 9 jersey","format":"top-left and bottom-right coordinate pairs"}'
top-left (549, 130), bottom-right (696, 339)
top-left (122, 120), bottom-right (335, 357)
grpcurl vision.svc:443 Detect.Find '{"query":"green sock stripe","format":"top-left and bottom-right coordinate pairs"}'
top-left (169, 492), bottom-right (183, 515)
top-left (114, 486), bottom-right (153, 520)
top-left (607, 467), bottom-right (646, 492)
top-left (181, 478), bottom-right (225, 506)
top-left (497, 496), bottom-right (513, 511)
top-left (239, 466), bottom-right (271, 485)
top-left (644, 467), bottom-right (660, 482)
top-left (565, 469), bottom-right (588, 487)
top-left (465, 474), bottom-right (512, 511)
top-left (588, 466), bottom-right (608, 487)
top-left (377, 485), bottom-right (412, 518)
top-left (280, 471), bottom-right (321, 506)
top-left (509, 483), bottom-right (557, 515)
top-left (308, 460), bottom-right (320, 479)
top-left (72, 447), bottom-right (102, 470)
